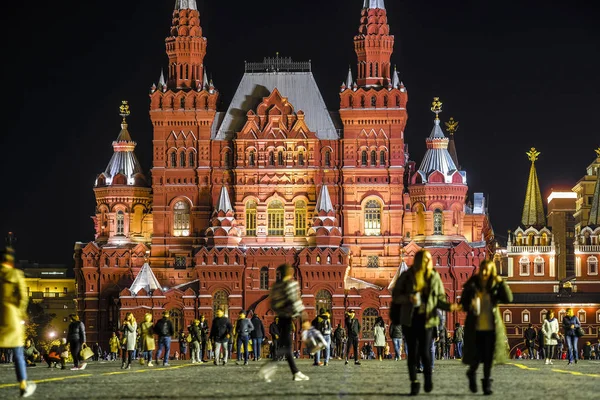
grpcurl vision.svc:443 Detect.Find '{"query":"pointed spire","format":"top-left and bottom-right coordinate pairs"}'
top-left (445, 117), bottom-right (460, 169)
top-left (216, 186), bottom-right (234, 213)
top-left (388, 259), bottom-right (409, 290)
top-left (587, 148), bottom-right (600, 226)
top-left (346, 67), bottom-right (353, 89)
top-left (363, 0), bottom-right (386, 10)
top-left (307, 185), bottom-right (341, 248)
top-left (315, 185), bottom-right (335, 213)
top-left (158, 69), bottom-right (166, 87)
top-left (175, 0), bottom-right (197, 10)
top-left (521, 148), bottom-right (546, 227)
top-left (392, 66), bottom-right (400, 88)
top-left (130, 263), bottom-right (162, 295)
top-left (203, 67), bottom-right (209, 90)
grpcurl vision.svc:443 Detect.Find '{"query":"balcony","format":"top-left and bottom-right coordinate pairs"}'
top-left (29, 292), bottom-right (74, 300)
top-left (576, 245), bottom-right (600, 253)
top-left (507, 245), bottom-right (554, 254)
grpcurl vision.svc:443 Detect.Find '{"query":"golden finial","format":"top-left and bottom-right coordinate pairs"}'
top-left (431, 97), bottom-right (443, 120)
top-left (119, 100), bottom-right (131, 121)
top-left (526, 147), bottom-right (541, 163)
top-left (595, 147), bottom-right (600, 157)
top-left (445, 117), bottom-right (459, 135)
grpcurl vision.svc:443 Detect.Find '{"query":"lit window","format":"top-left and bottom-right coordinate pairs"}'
top-left (519, 257), bottom-right (530, 276)
top-left (295, 200), bottom-right (307, 236)
top-left (213, 290), bottom-right (229, 316)
top-left (433, 209), bottom-right (443, 235)
top-left (364, 200), bottom-right (381, 236)
top-left (534, 257), bottom-right (544, 275)
top-left (268, 200), bottom-right (285, 236)
top-left (362, 308), bottom-right (379, 339)
top-left (173, 201), bottom-right (190, 237)
top-left (260, 267), bottom-right (269, 290)
top-left (522, 310), bottom-right (530, 323)
top-left (503, 310), bottom-right (512, 323)
top-left (578, 310), bottom-right (586, 323)
top-left (245, 200), bottom-right (257, 236)
top-left (116, 211), bottom-right (125, 235)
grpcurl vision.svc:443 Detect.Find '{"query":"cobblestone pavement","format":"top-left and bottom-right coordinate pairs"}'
top-left (1, 358), bottom-right (598, 399)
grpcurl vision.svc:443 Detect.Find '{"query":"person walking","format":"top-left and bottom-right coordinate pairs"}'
top-left (188, 319), bottom-right (202, 363)
top-left (258, 263), bottom-right (310, 382)
top-left (373, 317), bottom-right (386, 361)
top-left (140, 313), bottom-right (155, 367)
top-left (67, 313), bottom-right (87, 371)
top-left (198, 315), bottom-right (209, 362)
top-left (391, 249), bottom-right (457, 396)
top-left (154, 310), bottom-right (175, 366)
top-left (563, 307), bottom-right (582, 365)
top-left (0, 247), bottom-right (37, 397)
top-left (344, 309), bottom-right (361, 366)
top-left (334, 323), bottom-right (346, 359)
top-left (121, 312), bottom-right (137, 369)
top-left (108, 332), bottom-right (120, 361)
top-left (250, 313), bottom-right (265, 361)
top-left (269, 317), bottom-right (281, 360)
top-left (235, 310), bottom-right (254, 365)
top-left (454, 323), bottom-right (464, 359)
top-left (541, 310), bottom-right (559, 365)
top-left (523, 323), bottom-right (537, 360)
top-left (461, 260), bottom-right (513, 396)
top-left (312, 308), bottom-right (333, 366)
top-left (210, 308), bottom-right (233, 365)
top-left (389, 322), bottom-right (403, 361)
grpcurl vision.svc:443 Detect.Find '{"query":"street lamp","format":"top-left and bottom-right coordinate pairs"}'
top-left (48, 331), bottom-right (56, 339)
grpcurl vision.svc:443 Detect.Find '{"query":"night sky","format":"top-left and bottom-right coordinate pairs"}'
top-left (2, 0), bottom-right (598, 266)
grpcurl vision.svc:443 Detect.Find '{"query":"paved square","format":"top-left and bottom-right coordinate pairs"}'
top-left (1, 358), bottom-right (598, 399)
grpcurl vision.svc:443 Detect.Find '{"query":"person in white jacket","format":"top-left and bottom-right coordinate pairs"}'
top-left (541, 310), bottom-right (559, 365)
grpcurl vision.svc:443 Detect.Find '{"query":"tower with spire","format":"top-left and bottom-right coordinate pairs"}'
top-left (521, 148), bottom-right (546, 227)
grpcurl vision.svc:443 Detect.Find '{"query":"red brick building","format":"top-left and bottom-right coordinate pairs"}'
top-left (74, 0), bottom-right (493, 349)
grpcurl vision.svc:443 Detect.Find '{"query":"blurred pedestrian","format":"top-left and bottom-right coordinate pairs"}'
top-left (269, 317), bottom-right (281, 360)
top-left (334, 323), bottom-right (345, 359)
top-left (258, 263), bottom-right (310, 382)
top-left (389, 322), bottom-right (403, 361)
top-left (154, 311), bottom-right (175, 366)
top-left (121, 312), bottom-right (137, 369)
top-left (541, 310), bottom-right (559, 365)
top-left (0, 247), bottom-right (37, 397)
top-left (563, 307), bottom-right (581, 365)
top-left (454, 323), bottom-right (464, 359)
top-left (67, 313), bottom-right (87, 370)
top-left (461, 260), bottom-right (513, 395)
top-left (373, 317), bottom-right (386, 361)
top-left (140, 313), bottom-right (155, 366)
top-left (523, 323), bottom-right (537, 360)
top-left (250, 313), bottom-right (265, 361)
top-left (210, 308), bottom-right (232, 365)
top-left (391, 249), bottom-right (456, 395)
top-left (199, 315), bottom-right (210, 362)
top-left (312, 308), bottom-right (332, 366)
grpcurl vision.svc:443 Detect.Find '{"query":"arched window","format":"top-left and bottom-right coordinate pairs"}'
top-left (534, 257), bottom-right (545, 275)
top-left (268, 200), bottom-right (285, 236)
top-left (224, 151), bottom-right (230, 168)
top-left (325, 150), bottom-right (331, 167)
top-left (577, 309), bottom-right (586, 323)
top-left (371, 96), bottom-right (376, 107)
top-left (433, 209), bottom-right (443, 235)
top-left (180, 151), bottom-right (186, 167)
top-left (169, 309), bottom-right (182, 336)
top-left (528, 233), bottom-right (535, 246)
top-left (188, 152), bottom-right (195, 167)
top-left (268, 151), bottom-right (275, 166)
top-left (361, 150), bottom-right (368, 166)
top-left (298, 151), bottom-right (305, 166)
top-left (249, 151), bottom-right (256, 167)
top-left (364, 200), bottom-right (382, 236)
top-left (278, 151), bottom-right (284, 166)
top-left (362, 308), bottom-right (379, 339)
top-left (213, 290), bottom-right (229, 317)
top-left (588, 256), bottom-right (598, 275)
top-left (173, 201), bottom-right (190, 237)
top-left (522, 309), bottom-right (530, 323)
top-left (260, 267), bottom-right (269, 290)
top-left (503, 310), bottom-right (512, 323)
top-left (396, 96), bottom-right (400, 107)
top-left (116, 211), bottom-right (125, 235)
top-left (171, 152), bottom-right (177, 167)
top-left (295, 200), bottom-right (307, 236)
top-left (370, 150), bottom-right (377, 166)
top-left (380, 150), bottom-right (386, 166)
top-left (245, 200), bottom-right (257, 236)
top-left (541, 232), bottom-right (548, 246)
top-left (315, 290), bottom-right (332, 315)
top-left (519, 257), bottom-right (530, 276)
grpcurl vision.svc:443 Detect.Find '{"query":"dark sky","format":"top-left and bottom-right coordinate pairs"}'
top-left (1, 0), bottom-right (598, 265)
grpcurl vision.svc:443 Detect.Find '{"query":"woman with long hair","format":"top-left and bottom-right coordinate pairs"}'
top-left (391, 249), bottom-right (457, 395)
top-left (541, 310), bottom-right (559, 364)
top-left (121, 312), bottom-right (137, 369)
top-left (460, 260), bottom-right (513, 395)
top-left (373, 317), bottom-right (386, 361)
top-left (140, 313), bottom-right (155, 367)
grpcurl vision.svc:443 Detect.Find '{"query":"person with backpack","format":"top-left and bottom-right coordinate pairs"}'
top-left (312, 308), bottom-right (333, 366)
top-left (154, 311), bottom-right (175, 366)
top-left (210, 308), bottom-right (233, 365)
top-left (188, 319), bottom-right (202, 363)
top-left (235, 310), bottom-right (254, 365)
top-left (250, 313), bottom-right (265, 361)
top-left (0, 247), bottom-right (37, 397)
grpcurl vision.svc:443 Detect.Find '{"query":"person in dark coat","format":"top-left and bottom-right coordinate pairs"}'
top-left (523, 323), bottom-right (537, 359)
top-left (67, 313), bottom-right (87, 370)
top-left (210, 308), bottom-right (233, 365)
top-left (154, 311), bottom-right (175, 366)
top-left (562, 307), bottom-right (582, 365)
top-left (460, 260), bottom-right (513, 395)
top-left (199, 315), bottom-right (209, 362)
top-left (344, 309), bottom-right (361, 365)
top-left (269, 317), bottom-right (281, 360)
top-left (250, 314), bottom-right (265, 361)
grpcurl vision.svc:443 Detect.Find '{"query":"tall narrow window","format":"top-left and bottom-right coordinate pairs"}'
top-left (520, 257), bottom-right (530, 276)
top-left (278, 151), bottom-right (284, 166)
top-left (361, 151), bottom-right (368, 166)
top-left (534, 256), bottom-right (545, 275)
top-left (315, 290), bottom-right (332, 315)
top-left (116, 211), bottom-right (125, 235)
top-left (375, 63), bottom-right (379, 77)
top-left (370, 150), bottom-right (377, 166)
top-left (268, 151), bottom-right (275, 166)
top-left (260, 267), bottom-right (269, 290)
top-left (171, 152), bottom-right (177, 167)
top-left (433, 209), bottom-right (443, 235)
top-left (371, 96), bottom-right (376, 107)
top-left (173, 201), bottom-right (190, 237)
top-left (188, 152), bottom-right (195, 167)
top-left (169, 309), bottom-right (182, 336)
top-left (325, 150), bottom-right (331, 167)
top-left (224, 151), bottom-right (230, 168)
top-left (588, 256), bottom-right (598, 275)
top-left (268, 200), bottom-right (285, 236)
top-left (249, 151), bottom-right (255, 167)
top-left (180, 151), bottom-right (186, 167)
top-left (380, 150), bottom-right (386, 166)
top-left (213, 290), bottom-right (229, 317)
top-left (364, 200), bottom-right (381, 236)
top-left (298, 151), bottom-right (304, 166)
top-left (295, 200), bottom-right (307, 236)
top-left (245, 200), bottom-right (257, 236)
top-left (362, 308), bottom-right (379, 339)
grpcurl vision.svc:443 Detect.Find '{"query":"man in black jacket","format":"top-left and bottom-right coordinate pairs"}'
top-left (210, 308), bottom-right (233, 365)
top-left (345, 309), bottom-right (361, 365)
top-left (154, 311), bottom-right (175, 366)
top-left (334, 323), bottom-right (345, 359)
top-left (67, 314), bottom-right (87, 370)
top-left (250, 314), bottom-right (265, 361)
top-left (199, 315), bottom-right (209, 362)
top-left (269, 317), bottom-right (280, 360)
top-left (524, 323), bottom-right (537, 360)
top-left (188, 319), bottom-right (202, 363)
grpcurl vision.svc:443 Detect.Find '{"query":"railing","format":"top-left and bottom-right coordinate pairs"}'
top-left (245, 57), bottom-right (311, 73)
top-left (507, 245), bottom-right (553, 253)
top-left (29, 292), bottom-right (73, 299)
top-left (576, 245), bottom-right (600, 253)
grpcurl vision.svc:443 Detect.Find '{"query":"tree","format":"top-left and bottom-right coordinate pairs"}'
top-left (26, 302), bottom-right (56, 342)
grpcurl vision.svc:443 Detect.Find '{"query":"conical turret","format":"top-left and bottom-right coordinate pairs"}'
top-left (588, 148), bottom-right (600, 226)
top-left (521, 148), bottom-right (546, 227)
top-left (206, 186), bottom-right (241, 248)
top-left (130, 263), bottom-right (162, 295)
top-left (307, 185), bottom-right (342, 247)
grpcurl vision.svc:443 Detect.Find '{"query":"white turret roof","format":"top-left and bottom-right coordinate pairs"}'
top-left (416, 119), bottom-right (467, 184)
top-left (315, 185), bottom-right (335, 213)
top-left (363, 0), bottom-right (385, 10)
top-left (216, 186), bottom-right (234, 213)
top-left (130, 263), bottom-right (161, 295)
top-left (175, 0), bottom-right (197, 10)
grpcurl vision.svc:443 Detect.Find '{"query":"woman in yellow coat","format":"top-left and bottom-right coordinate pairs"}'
top-left (140, 313), bottom-right (156, 366)
top-left (0, 247), bottom-right (36, 397)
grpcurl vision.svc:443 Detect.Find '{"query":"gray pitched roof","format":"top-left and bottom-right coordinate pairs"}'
top-left (315, 185), bottom-right (334, 213)
top-left (216, 186), bottom-right (234, 213)
top-left (130, 263), bottom-right (161, 295)
top-left (213, 72), bottom-right (339, 141)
